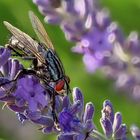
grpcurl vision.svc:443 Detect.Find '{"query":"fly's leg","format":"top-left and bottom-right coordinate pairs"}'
top-left (52, 92), bottom-right (60, 130)
top-left (44, 84), bottom-right (60, 130)
top-left (0, 69), bottom-right (37, 86)
top-left (6, 44), bottom-right (36, 60)
top-left (6, 44), bottom-right (39, 70)
top-left (0, 69), bottom-right (37, 94)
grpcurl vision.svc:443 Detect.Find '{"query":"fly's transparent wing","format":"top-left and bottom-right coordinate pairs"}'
top-left (3, 21), bottom-right (45, 63)
top-left (29, 11), bottom-right (54, 50)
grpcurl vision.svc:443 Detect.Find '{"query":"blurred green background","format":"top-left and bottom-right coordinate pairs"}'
top-left (0, 0), bottom-right (140, 139)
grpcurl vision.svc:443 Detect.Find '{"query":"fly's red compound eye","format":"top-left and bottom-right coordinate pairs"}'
top-left (55, 79), bottom-right (65, 92)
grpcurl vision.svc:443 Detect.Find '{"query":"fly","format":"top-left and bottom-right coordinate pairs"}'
top-left (3, 11), bottom-right (70, 95)
top-left (1, 11), bottom-right (71, 128)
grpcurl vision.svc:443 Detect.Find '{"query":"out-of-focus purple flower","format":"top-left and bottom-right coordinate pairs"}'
top-left (130, 125), bottom-right (140, 140)
top-left (33, 0), bottom-right (95, 41)
top-left (100, 100), bottom-right (127, 139)
top-left (33, 0), bottom-right (140, 100)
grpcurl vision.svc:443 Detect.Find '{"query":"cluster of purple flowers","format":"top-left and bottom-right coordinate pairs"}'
top-left (0, 46), bottom-right (130, 139)
top-left (33, 0), bottom-right (140, 100)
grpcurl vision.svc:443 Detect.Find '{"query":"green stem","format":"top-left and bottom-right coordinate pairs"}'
top-left (90, 130), bottom-right (109, 140)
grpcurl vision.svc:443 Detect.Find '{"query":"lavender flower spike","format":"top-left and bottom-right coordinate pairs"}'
top-left (0, 47), bottom-right (131, 139)
top-left (100, 100), bottom-right (127, 140)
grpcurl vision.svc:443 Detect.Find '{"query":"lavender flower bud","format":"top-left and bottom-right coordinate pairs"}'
top-left (100, 100), bottom-right (127, 139)
top-left (83, 102), bottom-right (94, 123)
top-left (113, 124), bottom-right (127, 139)
top-left (62, 96), bottom-right (71, 109)
top-left (0, 47), bottom-right (11, 67)
top-left (113, 112), bottom-right (122, 132)
top-left (100, 117), bottom-right (113, 138)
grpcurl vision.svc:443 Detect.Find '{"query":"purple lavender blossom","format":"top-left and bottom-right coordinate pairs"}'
top-left (14, 76), bottom-right (48, 112)
top-left (100, 100), bottom-right (127, 140)
top-left (0, 47), bottom-right (23, 104)
top-left (0, 47), bottom-right (54, 131)
top-left (0, 47), bottom-right (131, 139)
top-left (58, 88), bottom-right (95, 140)
top-left (57, 88), bottom-right (129, 140)
top-left (33, 0), bottom-right (140, 100)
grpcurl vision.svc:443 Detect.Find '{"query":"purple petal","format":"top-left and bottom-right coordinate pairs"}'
top-left (8, 104), bottom-right (26, 112)
top-left (85, 119), bottom-right (95, 132)
top-left (28, 98), bottom-right (37, 111)
top-left (100, 118), bottom-right (113, 138)
top-left (15, 98), bottom-right (26, 107)
top-left (83, 54), bottom-right (101, 73)
top-left (63, 0), bottom-right (77, 15)
top-left (83, 102), bottom-right (94, 123)
top-left (58, 132), bottom-right (77, 140)
top-left (72, 87), bottom-right (84, 103)
top-left (0, 48), bottom-right (11, 67)
top-left (9, 59), bottom-right (21, 80)
top-left (34, 84), bottom-right (44, 93)
top-left (58, 109), bottom-right (73, 131)
top-left (75, 133), bottom-right (86, 140)
top-left (43, 126), bottom-right (53, 134)
top-left (44, 12), bottom-right (62, 24)
top-left (0, 95), bottom-right (15, 102)
top-left (71, 46), bottom-right (85, 54)
top-left (69, 100), bottom-right (81, 114)
top-left (113, 124), bottom-right (127, 139)
top-left (55, 96), bottom-right (63, 113)
top-left (17, 77), bottom-right (34, 93)
top-left (14, 87), bottom-right (29, 100)
top-left (0, 89), bottom-right (6, 98)
top-left (35, 93), bottom-right (47, 108)
top-left (62, 96), bottom-right (71, 109)
top-left (26, 110), bottom-right (41, 120)
top-left (72, 87), bottom-right (84, 115)
top-left (113, 112), bottom-right (122, 133)
top-left (32, 116), bottom-right (54, 126)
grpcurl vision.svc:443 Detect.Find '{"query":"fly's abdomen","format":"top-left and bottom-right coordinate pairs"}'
top-left (45, 49), bottom-right (64, 81)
